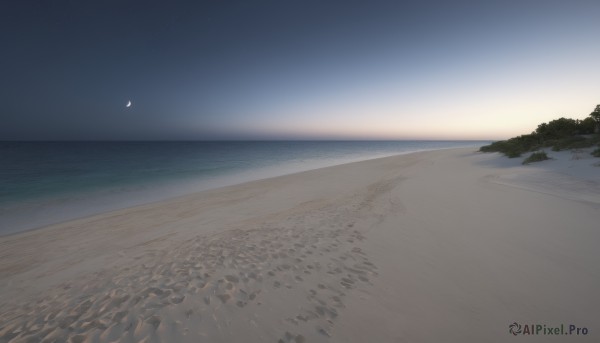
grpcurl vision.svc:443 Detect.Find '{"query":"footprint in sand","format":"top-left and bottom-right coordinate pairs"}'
top-left (224, 275), bottom-right (239, 283)
top-left (170, 295), bottom-right (185, 304)
top-left (216, 294), bottom-right (230, 303)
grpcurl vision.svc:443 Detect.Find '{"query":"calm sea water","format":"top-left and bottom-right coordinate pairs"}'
top-left (0, 141), bottom-right (488, 234)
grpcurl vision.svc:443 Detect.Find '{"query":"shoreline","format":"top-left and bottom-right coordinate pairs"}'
top-left (1, 144), bottom-right (481, 236)
top-left (1, 147), bottom-right (598, 342)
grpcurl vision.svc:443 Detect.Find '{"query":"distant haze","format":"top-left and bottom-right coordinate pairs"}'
top-left (1, 1), bottom-right (599, 141)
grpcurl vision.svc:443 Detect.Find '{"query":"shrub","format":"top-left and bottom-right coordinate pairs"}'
top-left (506, 150), bottom-right (522, 158)
top-left (578, 117), bottom-right (597, 134)
top-left (522, 151), bottom-right (549, 165)
top-left (479, 134), bottom-right (541, 157)
top-left (592, 148), bottom-right (600, 157)
top-left (551, 136), bottom-right (594, 151)
top-left (535, 117), bottom-right (578, 139)
top-left (589, 134), bottom-right (600, 144)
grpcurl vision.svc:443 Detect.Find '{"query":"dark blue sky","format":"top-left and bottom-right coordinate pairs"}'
top-left (1, 0), bottom-right (599, 140)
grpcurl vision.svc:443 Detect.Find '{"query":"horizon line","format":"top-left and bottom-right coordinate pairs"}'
top-left (0, 138), bottom-right (495, 143)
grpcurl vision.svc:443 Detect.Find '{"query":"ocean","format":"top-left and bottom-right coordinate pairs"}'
top-left (0, 141), bottom-right (488, 234)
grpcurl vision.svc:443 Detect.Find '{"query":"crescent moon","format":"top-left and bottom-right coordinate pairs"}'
top-left (126, 100), bottom-right (132, 108)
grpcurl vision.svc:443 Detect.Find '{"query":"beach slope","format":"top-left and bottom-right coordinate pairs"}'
top-left (1, 148), bottom-right (599, 342)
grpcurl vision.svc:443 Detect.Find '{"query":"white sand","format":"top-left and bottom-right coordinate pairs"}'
top-left (1, 148), bottom-right (599, 342)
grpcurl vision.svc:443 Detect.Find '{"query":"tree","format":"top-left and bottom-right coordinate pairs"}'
top-left (590, 104), bottom-right (600, 133)
top-left (535, 122), bottom-right (548, 137)
top-left (578, 117), bottom-right (597, 134)
top-left (535, 117), bottom-right (577, 139)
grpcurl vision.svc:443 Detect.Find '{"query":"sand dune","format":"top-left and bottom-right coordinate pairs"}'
top-left (1, 148), bottom-right (599, 342)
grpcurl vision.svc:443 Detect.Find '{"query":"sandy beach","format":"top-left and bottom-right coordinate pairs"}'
top-left (1, 147), bottom-right (599, 343)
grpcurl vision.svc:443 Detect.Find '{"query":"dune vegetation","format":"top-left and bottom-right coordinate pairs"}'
top-left (480, 104), bottom-right (600, 160)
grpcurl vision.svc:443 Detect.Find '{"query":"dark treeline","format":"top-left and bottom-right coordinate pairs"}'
top-left (481, 104), bottom-right (600, 158)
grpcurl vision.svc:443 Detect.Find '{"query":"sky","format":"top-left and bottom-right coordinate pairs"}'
top-left (1, 0), bottom-right (599, 141)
